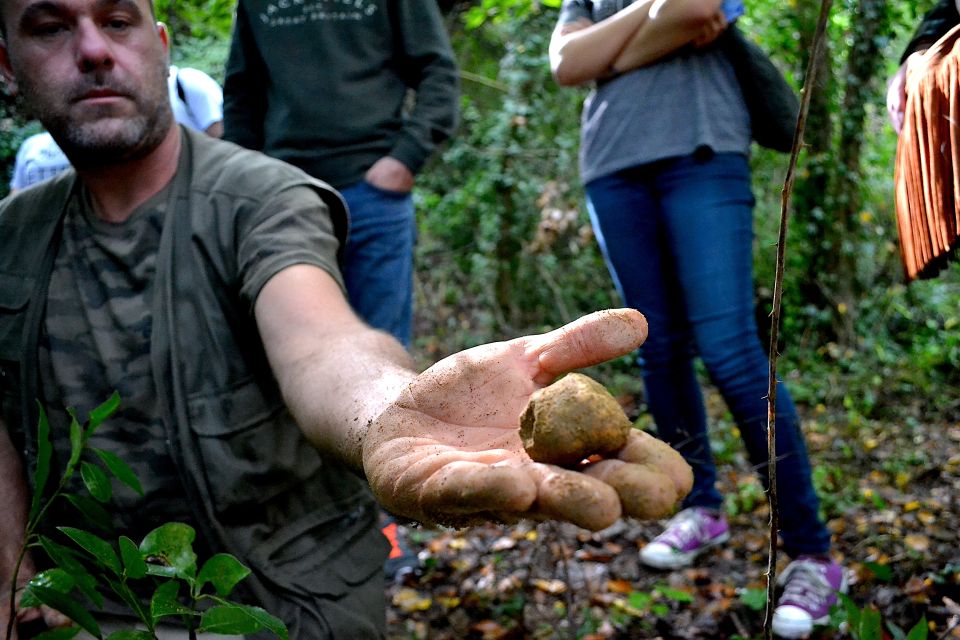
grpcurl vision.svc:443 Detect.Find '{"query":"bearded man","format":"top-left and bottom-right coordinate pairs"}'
top-left (0, 1), bottom-right (691, 637)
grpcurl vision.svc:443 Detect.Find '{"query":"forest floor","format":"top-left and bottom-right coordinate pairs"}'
top-left (384, 389), bottom-right (960, 640)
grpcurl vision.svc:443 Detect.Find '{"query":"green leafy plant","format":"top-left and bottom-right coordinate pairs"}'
top-left (831, 594), bottom-right (927, 640)
top-left (5, 394), bottom-right (287, 640)
top-left (725, 477), bottom-right (767, 517)
top-left (738, 587), bottom-right (767, 612)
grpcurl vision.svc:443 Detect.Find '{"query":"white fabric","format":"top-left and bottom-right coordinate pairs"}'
top-left (168, 65), bottom-right (224, 133)
top-left (9, 132), bottom-right (71, 191)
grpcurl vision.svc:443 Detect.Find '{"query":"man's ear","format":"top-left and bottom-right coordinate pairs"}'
top-left (156, 21), bottom-right (169, 59)
top-left (0, 40), bottom-right (18, 95)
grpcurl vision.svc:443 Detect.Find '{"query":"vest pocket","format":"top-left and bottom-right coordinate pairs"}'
top-left (186, 376), bottom-right (323, 512)
top-left (251, 498), bottom-right (388, 598)
top-left (0, 359), bottom-right (22, 448)
top-left (0, 273), bottom-right (34, 362)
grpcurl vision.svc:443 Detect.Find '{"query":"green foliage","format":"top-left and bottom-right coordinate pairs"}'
top-left (462, 0), bottom-right (562, 30)
top-left (654, 585), bottom-right (694, 604)
top-left (738, 587), bottom-right (766, 612)
top-left (154, 0), bottom-right (234, 42)
top-left (420, 0), bottom-right (960, 428)
top-left (416, 4), bottom-right (618, 360)
top-left (169, 36), bottom-right (232, 84)
top-left (810, 462), bottom-right (878, 521)
top-left (832, 594), bottom-right (928, 640)
top-left (725, 477), bottom-right (766, 517)
top-left (863, 562), bottom-right (893, 583)
top-left (6, 396), bottom-right (287, 640)
top-left (491, 593), bottom-right (525, 619)
top-left (612, 583), bottom-right (694, 622)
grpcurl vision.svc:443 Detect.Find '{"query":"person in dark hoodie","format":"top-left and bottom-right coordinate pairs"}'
top-left (222, 0), bottom-right (459, 350)
top-left (221, 0), bottom-right (460, 579)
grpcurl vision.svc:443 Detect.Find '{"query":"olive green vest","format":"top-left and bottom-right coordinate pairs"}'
top-left (0, 128), bottom-right (389, 638)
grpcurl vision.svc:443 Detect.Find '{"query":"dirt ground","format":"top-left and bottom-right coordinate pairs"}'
top-left (384, 402), bottom-right (960, 640)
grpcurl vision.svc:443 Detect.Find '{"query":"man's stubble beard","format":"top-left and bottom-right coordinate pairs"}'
top-left (21, 56), bottom-right (174, 170)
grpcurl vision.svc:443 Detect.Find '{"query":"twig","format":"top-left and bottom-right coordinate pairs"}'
top-left (763, 1), bottom-right (834, 638)
top-left (545, 522), bottom-right (578, 640)
top-left (459, 69), bottom-right (509, 92)
top-left (935, 599), bottom-right (960, 640)
top-left (730, 610), bottom-right (751, 639)
top-left (534, 260), bottom-right (574, 324)
top-left (936, 616), bottom-right (960, 640)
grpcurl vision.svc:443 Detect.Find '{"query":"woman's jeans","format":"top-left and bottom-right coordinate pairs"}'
top-left (339, 181), bottom-right (417, 348)
top-left (585, 152), bottom-right (830, 556)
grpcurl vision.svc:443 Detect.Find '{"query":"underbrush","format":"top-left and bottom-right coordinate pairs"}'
top-left (780, 272), bottom-right (960, 424)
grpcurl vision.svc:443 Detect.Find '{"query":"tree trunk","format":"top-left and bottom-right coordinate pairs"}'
top-left (790, 0), bottom-right (837, 332)
top-left (827, 0), bottom-right (891, 344)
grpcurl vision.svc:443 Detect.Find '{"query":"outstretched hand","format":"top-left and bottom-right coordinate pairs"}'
top-left (362, 309), bottom-right (692, 531)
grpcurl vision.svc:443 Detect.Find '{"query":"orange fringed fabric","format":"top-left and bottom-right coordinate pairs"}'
top-left (894, 24), bottom-right (960, 281)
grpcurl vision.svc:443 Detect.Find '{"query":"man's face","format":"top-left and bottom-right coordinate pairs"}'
top-left (0, 0), bottom-right (173, 168)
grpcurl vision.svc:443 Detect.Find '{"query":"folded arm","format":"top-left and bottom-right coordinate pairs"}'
top-left (550, 0), bottom-right (725, 87)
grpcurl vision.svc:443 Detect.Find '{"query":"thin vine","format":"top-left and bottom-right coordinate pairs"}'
top-left (763, 0), bottom-right (835, 637)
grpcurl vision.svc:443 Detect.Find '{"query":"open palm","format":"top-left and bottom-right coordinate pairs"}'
top-left (362, 309), bottom-right (692, 531)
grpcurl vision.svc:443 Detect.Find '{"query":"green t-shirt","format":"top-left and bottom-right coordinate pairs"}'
top-left (40, 177), bottom-right (191, 542)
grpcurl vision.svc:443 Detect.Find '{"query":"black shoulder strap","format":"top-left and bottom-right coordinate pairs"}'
top-left (175, 70), bottom-right (196, 121)
top-left (176, 71), bottom-right (187, 103)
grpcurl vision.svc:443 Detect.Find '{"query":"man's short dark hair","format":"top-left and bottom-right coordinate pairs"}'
top-left (0, 0), bottom-right (157, 39)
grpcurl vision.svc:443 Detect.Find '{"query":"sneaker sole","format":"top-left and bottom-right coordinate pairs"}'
top-left (772, 572), bottom-right (850, 639)
top-left (771, 616), bottom-right (816, 639)
top-left (639, 530), bottom-right (731, 570)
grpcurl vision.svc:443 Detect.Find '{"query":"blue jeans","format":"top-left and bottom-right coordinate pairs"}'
top-left (585, 152), bottom-right (830, 556)
top-left (339, 181), bottom-right (416, 347)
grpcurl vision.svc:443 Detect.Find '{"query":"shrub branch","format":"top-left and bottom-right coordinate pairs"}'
top-left (763, 0), bottom-right (834, 637)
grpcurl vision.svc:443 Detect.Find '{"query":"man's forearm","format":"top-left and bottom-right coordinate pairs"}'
top-left (276, 327), bottom-right (416, 472)
top-left (254, 265), bottom-right (418, 472)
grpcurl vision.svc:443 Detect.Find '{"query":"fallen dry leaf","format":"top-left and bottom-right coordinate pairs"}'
top-left (469, 620), bottom-right (512, 640)
top-left (531, 578), bottom-right (567, 594)
top-left (904, 534), bottom-right (931, 552)
top-left (606, 579), bottom-right (633, 594)
top-left (392, 588), bottom-right (432, 613)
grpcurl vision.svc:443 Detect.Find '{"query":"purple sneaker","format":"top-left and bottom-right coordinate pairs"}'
top-left (639, 507), bottom-right (730, 569)
top-left (772, 556), bottom-right (848, 639)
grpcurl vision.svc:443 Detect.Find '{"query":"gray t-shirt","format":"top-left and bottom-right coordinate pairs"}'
top-left (558, 0), bottom-right (751, 184)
